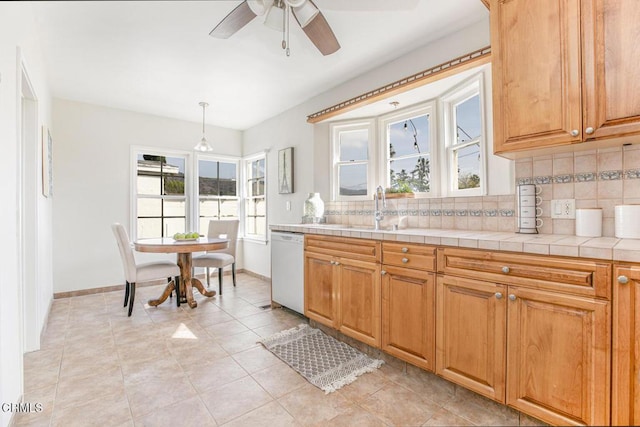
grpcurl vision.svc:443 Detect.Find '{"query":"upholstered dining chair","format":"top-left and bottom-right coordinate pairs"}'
top-left (192, 219), bottom-right (239, 295)
top-left (111, 223), bottom-right (180, 316)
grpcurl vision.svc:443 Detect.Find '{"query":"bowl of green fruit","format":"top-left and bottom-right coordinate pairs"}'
top-left (173, 232), bottom-right (201, 241)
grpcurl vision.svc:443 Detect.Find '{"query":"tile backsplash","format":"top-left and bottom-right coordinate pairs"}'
top-left (324, 144), bottom-right (640, 236)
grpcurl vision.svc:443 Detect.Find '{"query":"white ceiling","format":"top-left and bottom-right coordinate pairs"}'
top-left (31, 0), bottom-right (488, 130)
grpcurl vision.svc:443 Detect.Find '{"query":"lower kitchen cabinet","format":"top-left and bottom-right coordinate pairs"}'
top-left (437, 275), bottom-right (610, 426)
top-left (612, 264), bottom-right (640, 426)
top-left (304, 252), bottom-right (338, 328)
top-left (506, 286), bottom-right (610, 426)
top-left (381, 266), bottom-right (435, 371)
top-left (436, 275), bottom-right (507, 402)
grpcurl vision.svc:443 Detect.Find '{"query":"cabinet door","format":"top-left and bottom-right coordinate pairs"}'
top-left (490, 0), bottom-right (582, 153)
top-left (381, 266), bottom-right (435, 371)
top-left (304, 252), bottom-right (338, 328)
top-left (612, 265), bottom-right (640, 426)
top-left (506, 287), bottom-right (610, 426)
top-left (337, 258), bottom-right (381, 347)
top-left (436, 275), bottom-right (507, 402)
top-left (582, 0), bottom-right (640, 141)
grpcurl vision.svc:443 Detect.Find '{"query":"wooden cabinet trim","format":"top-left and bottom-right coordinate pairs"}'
top-left (305, 234), bottom-right (381, 263)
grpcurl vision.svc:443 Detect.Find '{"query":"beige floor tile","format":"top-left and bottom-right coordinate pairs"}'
top-left (422, 407), bottom-right (473, 426)
top-left (519, 412), bottom-right (550, 426)
top-left (166, 337), bottom-right (229, 368)
top-left (359, 383), bottom-right (440, 426)
top-left (186, 355), bottom-right (249, 393)
top-left (125, 374), bottom-right (197, 419)
top-left (133, 396), bottom-right (216, 427)
top-left (321, 404), bottom-right (388, 427)
top-left (203, 319), bottom-right (250, 339)
top-left (443, 386), bottom-right (519, 426)
top-left (55, 365), bottom-right (125, 410)
top-left (120, 355), bottom-right (185, 386)
top-left (51, 391), bottom-right (132, 427)
top-left (336, 370), bottom-right (389, 404)
top-left (216, 330), bottom-right (262, 354)
top-left (251, 362), bottom-right (308, 398)
top-left (277, 383), bottom-right (353, 425)
top-left (382, 364), bottom-right (456, 407)
top-left (222, 401), bottom-right (296, 427)
top-left (200, 376), bottom-right (273, 425)
top-left (230, 345), bottom-right (283, 374)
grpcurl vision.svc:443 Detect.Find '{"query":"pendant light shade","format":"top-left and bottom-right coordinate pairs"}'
top-left (290, 0), bottom-right (318, 28)
top-left (264, 2), bottom-right (285, 30)
top-left (248, 0), bottom-right (274, 16)
top-left (194, 102), bottom-right (213, 152)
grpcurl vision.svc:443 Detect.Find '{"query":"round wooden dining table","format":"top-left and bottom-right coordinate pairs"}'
top-left (134, 237), bottom-right (228, 309)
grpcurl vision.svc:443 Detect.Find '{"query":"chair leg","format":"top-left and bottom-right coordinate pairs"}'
top-left (232, 263), bottom-right (236, 287)
top-left (218, 268), bottom-right (223, 295)
top-left (206, 267), bottom-right (211, 288)
top-left (175, 276), bottom-right (181, 307)
top-left (167, 277), bottom-right (172, 298)
top-left (124, 281), bottom-right (130, 307)
top-left (128, 282), bottom-right (136, 317)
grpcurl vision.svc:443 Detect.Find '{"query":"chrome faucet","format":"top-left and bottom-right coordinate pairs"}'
top-left (374, 185), bottom-right (386, 231)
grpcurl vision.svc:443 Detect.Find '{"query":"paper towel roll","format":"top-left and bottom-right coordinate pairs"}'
top-left (575, 208), bottom-right (602, 237)
top-left (615, 205), bottom-right (640, 238)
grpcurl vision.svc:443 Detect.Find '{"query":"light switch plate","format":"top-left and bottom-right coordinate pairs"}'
top-left (551, 199), bottom-right (576, 219)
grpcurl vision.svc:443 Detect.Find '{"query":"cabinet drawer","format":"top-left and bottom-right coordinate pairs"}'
top-left (437, 247), bottom-right (611, 299)
top-left (383, 242), bottom-right (436, 272)
top-left (305, 234), bottom-right (380, 263)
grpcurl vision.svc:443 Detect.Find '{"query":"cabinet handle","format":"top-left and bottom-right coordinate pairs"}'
top-left (508, 294), bottom-right (516, 301)
top-left (401, 247), bottom-right (409, 253)
top-left (381, 270), bottom-right (387, 276)
top-left (334, 261), bottom-right (340, 266)
top-left (618, 275), bottom-right (629, 284)
top-left (571, 129), bottom-right (579, 136)
top-left (495, 292), bottom-right (503, 299)
top-left (402, 257), bottom-right (409, 264)
top-left (330, 261), bottom-right (336, 265)
top-left (501, 266), bottom-right (510, 274)
top-left (585, 126), bottom-right (594, 135)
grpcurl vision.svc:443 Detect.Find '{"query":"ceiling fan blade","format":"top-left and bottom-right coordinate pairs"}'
top-left (209, 1), bottom-right (257, 39)
top-left (295, 4), bottom-right (340, 56)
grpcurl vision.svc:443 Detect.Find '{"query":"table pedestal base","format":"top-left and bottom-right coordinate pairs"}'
top-left (148, 253), bottom-right (216, 308)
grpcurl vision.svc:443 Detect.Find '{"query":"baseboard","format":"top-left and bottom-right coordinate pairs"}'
top-left (53, 269), bottom-right (268, 299)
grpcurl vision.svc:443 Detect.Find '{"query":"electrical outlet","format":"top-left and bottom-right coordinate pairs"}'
top-left (550, 199), bottom-right (576, 219)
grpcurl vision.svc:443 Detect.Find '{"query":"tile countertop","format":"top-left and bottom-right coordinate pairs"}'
top-left (270, 224), bottom-right (640, 263)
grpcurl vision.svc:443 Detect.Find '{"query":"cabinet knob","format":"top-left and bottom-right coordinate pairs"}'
top-left (334, 261), bottom-right (340, 266)
top-left (585, 126), bottom-right (594, 135)
top-left (508, 294), bottom-right (516, 301)
top-left (381, 270), bottom-right (387, 276)
top-left (495, 292), bottom-right (503, 299)
top-left (571, 129), bottom-right (579, 136)
top-left (402, 257), bottom-right (409, 264)
top-left (618, 275), bottom-right (629, 284)
top-left (401, 247), bottom-right (409, 253)
top-left (501, 266), bottom-right (510, 274)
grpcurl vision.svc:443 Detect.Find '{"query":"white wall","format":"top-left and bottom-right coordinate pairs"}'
top-left (243, 18), bottom-right (495, 277)
top-left (0, 3), bottom-right (53, 427)
top-left (52, 99), bottom-right (243, 293)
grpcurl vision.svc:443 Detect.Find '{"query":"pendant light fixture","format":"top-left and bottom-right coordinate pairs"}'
top-left (194, 101), bottom-right (213, 152)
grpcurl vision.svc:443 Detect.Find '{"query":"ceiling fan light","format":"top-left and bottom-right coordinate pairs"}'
top-left (247, 0), bottom-right (274, 16)
top-left (264, 3), bottom-right (285, 30)
top-left (292, 1), bottom-right (319, 28)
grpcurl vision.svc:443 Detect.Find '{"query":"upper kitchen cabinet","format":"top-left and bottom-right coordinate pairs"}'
top-left (491, 0), bottom-right (640, 156)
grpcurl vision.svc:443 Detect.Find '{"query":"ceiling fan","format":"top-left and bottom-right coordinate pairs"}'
top-left (209, 0), bottom-right (340, 56)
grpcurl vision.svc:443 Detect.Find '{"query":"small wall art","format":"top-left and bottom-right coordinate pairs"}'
top-left (278, 147), bottom-right (294, 194)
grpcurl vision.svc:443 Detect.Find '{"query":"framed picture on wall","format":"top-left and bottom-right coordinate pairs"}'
top-left (278, 147), bottom-right (294, 194)
top-left (42, 126), bottom-right (53, 198)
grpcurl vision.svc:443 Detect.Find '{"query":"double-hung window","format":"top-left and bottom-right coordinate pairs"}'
top-left (381, 103), bottom-right (435, 194)
top-left (330, 120), bottom-right (375, 200)
top-left (197, 157), bottom-right (239, 232)
top-left (244, 154), bottom-right (266, 240)
top-left (135, 152), bottom-right (188, 239)
top-left (441, 74), bottom-right (486, 195)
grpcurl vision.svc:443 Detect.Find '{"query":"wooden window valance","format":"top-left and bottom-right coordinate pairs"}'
top-left (306, 46), bottom-right (492, 124)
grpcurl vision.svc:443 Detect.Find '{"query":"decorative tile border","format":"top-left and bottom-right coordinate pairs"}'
top-left (517, 169), bottom-right (640, 186)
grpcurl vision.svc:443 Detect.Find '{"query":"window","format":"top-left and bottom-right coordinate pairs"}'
top-left (382, 103), bottom-right (436, 193)
top-left (197, 157), bottom-right (239, 232)
top-left (442, 74), bottom-right (485, 195)
top-left (244, 154), bottom-right (266, 239)
top-left (135, 152), bottom-right (187, 239)
top-left (330, 121), bottom-right (375, 200)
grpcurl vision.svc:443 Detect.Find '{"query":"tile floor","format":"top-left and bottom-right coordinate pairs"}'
top-left (14, 273), bottom-right (546, 427)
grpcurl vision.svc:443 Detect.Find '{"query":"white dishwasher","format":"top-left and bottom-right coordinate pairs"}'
top-left (271, 231), bottom-right (304, 315)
